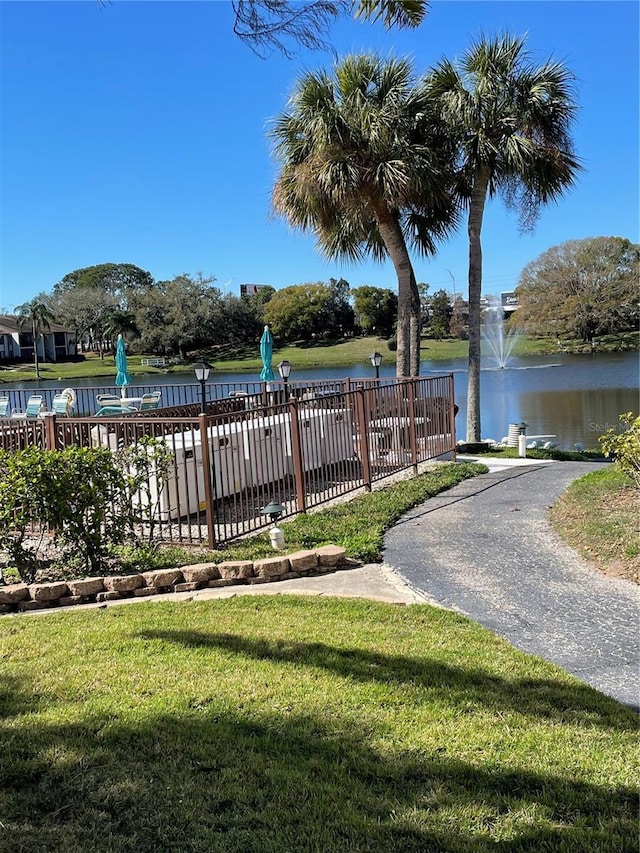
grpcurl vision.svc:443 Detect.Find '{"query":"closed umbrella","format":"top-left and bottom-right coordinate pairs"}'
top-left (259, 325), bottom-right (275, 383)
top-left (115, 334), bottom-right (132, 398)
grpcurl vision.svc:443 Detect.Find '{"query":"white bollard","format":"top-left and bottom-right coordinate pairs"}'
top-left (270, 525), bottom-right (285, 551)
top-left (518, 434), bottom-right (527, 458)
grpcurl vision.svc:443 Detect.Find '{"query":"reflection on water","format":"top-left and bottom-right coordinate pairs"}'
top-left (2, 351), bottom-right (637, 450)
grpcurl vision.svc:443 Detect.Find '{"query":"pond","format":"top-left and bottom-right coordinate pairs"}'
top-left (2, 350), bottom-right (637, 450)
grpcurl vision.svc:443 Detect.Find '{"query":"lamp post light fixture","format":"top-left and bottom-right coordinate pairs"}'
top-left (194, 362), bottom-right (211, 414)
top-left (278, 359), bottom-right (292, 401)
top-left (261, 500), bottom-right (286, 550)
top-left (370, 351), bottom-right (382, 380)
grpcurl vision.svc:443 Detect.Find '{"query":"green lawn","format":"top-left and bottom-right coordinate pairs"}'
top-left (1, 597), bottom-right (637, 852)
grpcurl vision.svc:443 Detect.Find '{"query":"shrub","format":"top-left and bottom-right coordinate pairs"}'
top-left (599, 412), bottom-right (640, 489)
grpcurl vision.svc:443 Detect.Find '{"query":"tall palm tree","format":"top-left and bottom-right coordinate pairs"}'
top-left (427, 33), bottom-right (582, 441)
top-left (271, 53), bottom-right (458, 376)
top-left (15, 294), bottom-right (55, 380)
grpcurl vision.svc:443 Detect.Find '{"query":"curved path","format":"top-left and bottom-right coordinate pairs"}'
top-left (383, 459), bottom-right (639, 710)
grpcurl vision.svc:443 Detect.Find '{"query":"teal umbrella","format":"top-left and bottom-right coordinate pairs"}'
top-left (259, 325), bottom-right (275, 382)
top-left (115, 334), bottom-right (132, 398)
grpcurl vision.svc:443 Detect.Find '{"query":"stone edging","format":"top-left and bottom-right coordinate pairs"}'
top-left (0, 546), bottom-right (347, 614)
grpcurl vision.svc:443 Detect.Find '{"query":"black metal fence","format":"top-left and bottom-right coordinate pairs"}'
top-left (0, 376), bottom-right (457, 547)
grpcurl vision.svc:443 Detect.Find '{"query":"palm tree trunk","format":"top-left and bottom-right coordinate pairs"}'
top-left (466, 166), bottom-right (490, 442)
top-left (409, 277), bottom-right (421, 376)
top-left (375, 212), bottom-right (418, 377)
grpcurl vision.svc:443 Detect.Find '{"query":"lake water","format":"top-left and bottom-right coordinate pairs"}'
top-left (3, 351), bottom-right (637, 450)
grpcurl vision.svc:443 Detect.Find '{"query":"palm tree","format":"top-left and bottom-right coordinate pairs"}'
top-left (271, 53), bottom-right (458, 377)
top-left (427, 33), bottom-right (582, 441)
top-left (15, 294), bottom-right (55, 379)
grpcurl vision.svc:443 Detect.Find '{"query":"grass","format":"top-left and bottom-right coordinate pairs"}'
top-left (2, 331), bottom-right (637, 383)
top-left (549, 466), bottom-right (639, 584)
top-left (1, 596), bottom-right (637, 852)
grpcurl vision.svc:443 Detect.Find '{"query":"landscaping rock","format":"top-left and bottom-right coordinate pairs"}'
top-left (59, 595), bottom-right (84, 607)
top-left (29, 582), bottom-right (69, 602)
top-left (20, 600), bottom-right (47, 611)
top-left (142, 569), bottom-right (184, 589)
top-left (316, 545), bottom-right (346, 568)
top-left (97, 591), bottom-right (122, 602)
top-left (288, 550), bottom-right (318, 572)
top-left (103, 574), bottom-right (144, 593)
top-left (174, 582), bottom-right (201, 593)
top-left (134, 587), bottom-right (157, 597)
top-left (0, 583), bottom-right (30, 605)
top-left (208, 578), bottom-right (236, 588)
top-left (67, 578), bottom-right (105, 597)
top-left (253, 556), bottom-right (290, 579)
top-left (217, 561), bottom-right (254, 580)
top-left (181, 564), bottom-right (221, 583)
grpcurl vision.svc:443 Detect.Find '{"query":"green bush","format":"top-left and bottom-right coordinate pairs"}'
top-left (598, 412), bottom-right (640, 489)
top-left (0, 440), bottom-right (174, 583)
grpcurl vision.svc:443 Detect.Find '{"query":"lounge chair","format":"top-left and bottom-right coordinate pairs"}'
top-left (0, 396), bottom-right (10, 418)
top-left (137, 391), bottom-right (162, 411)
top-left (11, 395), bottom-right (44, 419)
top-left (50, 392), bottom-right (74, 417)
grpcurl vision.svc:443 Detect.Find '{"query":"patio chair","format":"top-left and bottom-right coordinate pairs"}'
top-left (50, 392), bottom-right (73, 417)
top-left (0, 396), bottom-right (10, 418)
top-left (137, 391), bottom-right (161, 411)
top-left (11, 395), bottom-right (44, 419)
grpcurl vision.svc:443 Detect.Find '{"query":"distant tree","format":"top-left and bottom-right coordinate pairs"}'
top-left (232, 0), bottom-right (428, 58)
top-left (514, 237), bottom-right (640, 342)
top-left (352, 286), bottom-right (397, 336)
top-left (449, 295), bottom-right (467, 339)
top-left (15, 293), bottom-right (55, 378)
top-left (220, 294), bottom-right (265, 345)
top-left (104, 309), bottom-right (140, 349)
top-left (135, 274), bottom-right (223, 359)
top-left (271, 53), bottom-right (459, 377)
top-left (426, 289), bottom-right (452, 340)
top-left (327, 278), bottom-right (356, 336)
top-left (51, 286), bottom-right (117, 356)
top-left (53, 263), bottom-right (155, 307)
top-left (427, 33), bottom-right (582, 441)
top-left (264, 283), bottom-right (340, 341)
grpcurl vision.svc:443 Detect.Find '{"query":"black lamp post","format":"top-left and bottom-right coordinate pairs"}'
top-left (194, 362), bottom-right (211, 414)
top-left (278, 359), bottom-right (292, 400)
top-left (370, 351), bottom-right (382, 380)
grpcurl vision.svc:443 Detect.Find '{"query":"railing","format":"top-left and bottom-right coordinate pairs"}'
top-left (0, 376), bottom-right (457, 548)
top-left (1, 377), bottom-right (398, 418)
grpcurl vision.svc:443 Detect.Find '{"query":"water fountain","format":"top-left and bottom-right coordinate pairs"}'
top-left (482, 308), bottom-right (520, 369)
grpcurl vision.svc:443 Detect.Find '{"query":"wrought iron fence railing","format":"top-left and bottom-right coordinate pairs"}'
top-left (0, 376), bottom-right (457, 547)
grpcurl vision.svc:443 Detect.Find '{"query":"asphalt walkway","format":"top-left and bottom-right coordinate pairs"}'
top-left (383, 458), bottom-right (640, 710)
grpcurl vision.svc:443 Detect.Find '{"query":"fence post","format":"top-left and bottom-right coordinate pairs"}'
top-left (288, 399), bottom-right (307, 512)
top-left (448, 373), bottom-right (457, 460)
top-left (406, 380), bottom-right (418, 473)
top-left (355, 387), bottom-right (372, 491)
top-left (43, 413), bottom-right (59, 450)
top-left (198, 414), bottom-right (217, 549)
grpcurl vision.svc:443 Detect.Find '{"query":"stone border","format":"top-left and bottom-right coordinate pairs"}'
top-left (0, 546), bottom-right (347, 614)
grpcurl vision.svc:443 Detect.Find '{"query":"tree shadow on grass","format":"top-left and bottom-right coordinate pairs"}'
top-left (1, 678), bottom-right (637, 853)
top-left (136, 629), bottom-right (637, 733)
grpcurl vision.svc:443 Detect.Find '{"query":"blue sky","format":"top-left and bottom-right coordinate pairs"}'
top-left (1, 1), bottom-right (638, 311)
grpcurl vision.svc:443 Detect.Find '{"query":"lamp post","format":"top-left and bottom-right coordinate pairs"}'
top-left (278, 359), bottom-right (292, 401)
top-left (370, 351), bottom-right (382, 380)
top-left (194, 362), bottom-right (211, 414)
